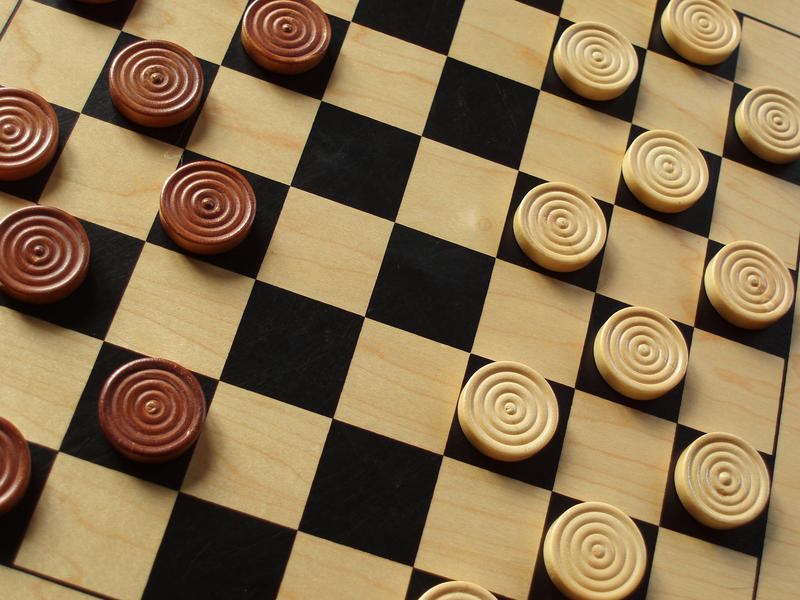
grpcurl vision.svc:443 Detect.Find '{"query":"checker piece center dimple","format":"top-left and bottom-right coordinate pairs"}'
top-left (0, 87), bottom-right (59, 181)
top-left (661, 0), bottom-right (741, 66)
top-left (98, 358), bottom-right (206, 463)
top-left (0, 416), bottom-right (32, 516)
top-left (735, 86), bottom-right (800, 164)
top-left (418, 581), bottom-right (498, 600)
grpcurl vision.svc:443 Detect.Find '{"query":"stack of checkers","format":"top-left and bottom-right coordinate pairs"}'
top-left (0, 0), bottom-right (798, 599)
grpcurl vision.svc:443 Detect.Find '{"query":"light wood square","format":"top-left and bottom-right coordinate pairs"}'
top-left (416, 458), bottom-right (550, 600)
top-left (561, 0), bottom-right (657, 47)
top-left (711, 159), bottom-right (800, 269)
top-left (0, 0), bottom-right (16, 25)
top-left (0, 307), bottom-right (101, 449)
top-left (634, 52), bottom-right (733, 155)
top-left (315, 0), bottom-right (358, 20)
top-left (278, 532), bottom-right (412, 600)
top-left (473, 259), bottom-right (594, 387)
top-left (449, 0), bottom-right (558, 89)
top-left (648, 528), bottom-right (757, 600)
top-left (727, 2), bottom-right (800, 36)
top-left (15, 454), bottom-right (176, 600)
top-left (258, 188), bottom-right (392, 315)
top-left (0, 565), bottom-right (95, 600)
top-left (0, 1), bottom-right (118, 112)
top-left (520, 92), bottom-right (631, 203)
top-left (736, 17), bottom-right (800, 99)
top-left (554, 391), bottom-right (675, 524)
top-left (40, 115), bottom-right (180, 240)
top-left (323, 23), bottom-right (445, 135)
top-left (0, 194), bottom-right (32, 217)
top-left (105, 243), bottom-right (254, 379)
top-left (681, 329), bottom-right (783, 453)
top-left (598, 207), bottom-right (706, 325)
top-left (188, 67), bottom-right (320, 185)
top-left (396, 138), bottom-right (517, 256)
top-left (335, 319), bottom-right (469, 454)
top-left (124, 0), bottom-right (248, 64)
top-left (182, 382), bottom-right (330, 529)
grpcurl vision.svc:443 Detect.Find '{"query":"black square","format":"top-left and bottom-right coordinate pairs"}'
top-left (32, 0), bottom-right (136, 29)
top-left (660, 425), bottom-right (772, 557)
top-left (221, 282), bottom-right (363, 417)
top-left (222, 11), bottom-right (349, 100)
top-left (0, 104), bottom-right (79, 203)
top-left (59, 343), bottom-right (217, 490)
top-left (541, 19), bottom-right (647, 123)
top-left (406, 570), bottom-right (515, 600)
top-left (352, 0), bottom-right (464, 54)
top-left (0, 219), bottom-right (144, 339)
top-left (529, 492), bottom-right (658, 600)
top-left (647, 0), bottom-right (742, 82)
top-left (516, 0), bottom-right (563, 16)
top-left (0, 443), bottom-right (57, 566)
top-left (143, 494), bottom-right (296, 600)
top-left (615, 125), bottom-right (722, 238)
top-left (497, 171), bottom-right (613, 292)
top-left (82, 32), bottom-right (219, 148)
top-left (722, 84), bottom-right (800, 186)
top-left (292, 103), bottom-right (420, 221)
top-left (444, 354), bottom-right (574, 491)
top-left (694, 240), bottom-right (796, 357)
top-left (575, 294), bottom-right (694, 422)
top-left (299, 420), bottom-right (441, 565)
top-left (367, 224), bottom-right (494, 352)
top-left (424, 58), bottom-right (538, 169)
top-left (146, 150), bottom-right (288, 279)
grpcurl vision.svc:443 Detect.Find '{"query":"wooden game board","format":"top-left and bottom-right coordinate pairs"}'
top-left (0, 0), bottom-right (798, 598)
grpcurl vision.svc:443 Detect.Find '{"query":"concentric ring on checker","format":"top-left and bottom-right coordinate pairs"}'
top-left (98, 357), bottom-right (206, 463)
top-left (0, 206), bottom-right (90, 304)
top-left (543, 501), bottom-right (647, 600)
top-left (704, 240), bottom-right (794, 329)
top-left (457, 361), bottom-right (559, 462)
top-left (0, 87), bottom-right (59, 181)
top-left (0, 416), bottom-right (31, 516)
top-left (242, 0), bottom-right (331, 74)
top-left (593, 306), bottom-right (688, 400)
top-left (418, 581), bottom-right (498, 600)
top-left (661, 0), bottom-right (741, 65)
top-left (734, 86), bottom-right (800, 164)
top-left (513, 182), bottom-right (607, 272)
top-left (622, 129), bottom-right (708, 213)
top-left (109, 39), bottom-right (204, 128)
top-left (553, 21), bottom-right (638, 101)
top-left (160, 161), bottom-right (257, 255)
top-left (674, 432), bottom-right (770, 529)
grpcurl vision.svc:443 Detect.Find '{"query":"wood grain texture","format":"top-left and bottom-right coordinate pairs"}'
top-left (561, 0), bottom-right (658, 47)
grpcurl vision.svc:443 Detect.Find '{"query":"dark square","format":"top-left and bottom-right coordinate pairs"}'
top-left (444, 354), bottom-right (574, 491)
top-left (299, 420), bottom-right (441, 565)
top-left (647, 0), bottom-right (742, 82)
top-left (292, 103), bottom-right (420, 221)
top-left (497, 171), bottom-right (613, 292)
top-left (0, 219), bottom-right (144, 339)
top-left (59, 342), bottom-right (217, 490)
top-left (32, 0), bottom-right (136, 29)
top-left (516, 0), bottom-right (563, 16)
top-left (146, 150), bottom-right (288, 279)
top-left (367, 224), bottom-right (494, 352)
top-left (424, 58), bottom-right (538, 169)
top-left (222, 11), bottom-right (349, 100)
top-left (575, 294), bottom-right (694, 422)
top-left (406, 570), bottom-right (515, 600)
top-left (0, 443), bottom-right (57, 565)
top-left (694, 240), bottom-right (796, 357)
top-left (143, 494), bottom-right (296, 600)
top-left (529, 492), bottom-right (658, 600)
top-left (615, 125), bottom-right (721, 238)
top-left (82, 31), bottom-right (219, 148)
top-left (660, 425), bottom-right (772, 557)
top-left (0, 104), bottom-right (78, 203)
top-left (352, 0), bottom-right (464, 54)
top-left (221, 281), bottom-right (363, 417)
top-left (723, 84), bottom-right (800, 186)
top-left (541, 18), bottom-right (647, 123)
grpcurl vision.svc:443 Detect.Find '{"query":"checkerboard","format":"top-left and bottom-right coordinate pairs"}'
top-left (0, 0), bottom-right (798, 598)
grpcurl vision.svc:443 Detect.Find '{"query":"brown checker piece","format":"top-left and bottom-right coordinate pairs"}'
top-left (0, 1), bottom-right (798, 599)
